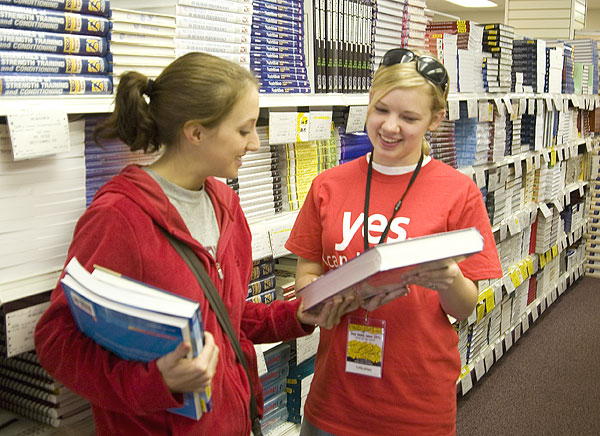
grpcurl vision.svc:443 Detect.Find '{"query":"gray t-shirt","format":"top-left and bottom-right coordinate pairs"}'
top-left (144, 168), bottom-right (220, 258)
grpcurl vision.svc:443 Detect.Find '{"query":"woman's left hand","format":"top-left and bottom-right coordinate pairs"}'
top-left (296, 289), bottom-right (361, 329)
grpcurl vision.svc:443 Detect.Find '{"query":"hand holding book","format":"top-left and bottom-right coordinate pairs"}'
top-left (156, 333), bottom-right (219, 396)
top-left (296, 288), bottom-right (361, 329)
top-left (296, 228), bottom-right (484, 313)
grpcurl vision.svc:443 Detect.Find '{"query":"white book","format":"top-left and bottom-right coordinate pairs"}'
top-left (111, 20), bottom-right (176, 36)
top-left (110, 7), bottom-right (176, 27)
top-left (110, 42), bottom-right (175, 57)
top-left (296, 228), bottom-right (485, 311)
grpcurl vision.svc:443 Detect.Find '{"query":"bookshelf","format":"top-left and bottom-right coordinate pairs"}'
top-left (1, 0), bottom-right (599, 433)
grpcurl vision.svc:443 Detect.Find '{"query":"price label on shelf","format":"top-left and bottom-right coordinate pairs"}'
top-left (7, 110), bottom-right (70, 160)
top-left (346, 105), bottom-right (368, 133)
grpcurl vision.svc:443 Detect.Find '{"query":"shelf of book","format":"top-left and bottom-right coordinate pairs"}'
top-left (0, 94), bottom-right (371, 117)
top-left (0, 92), bottom-right (598, 116)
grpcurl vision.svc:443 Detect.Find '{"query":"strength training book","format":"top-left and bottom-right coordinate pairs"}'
top-left (296, 227), bottom-right (484, 311)
top-left (61, 257), bottom-right (212, 420)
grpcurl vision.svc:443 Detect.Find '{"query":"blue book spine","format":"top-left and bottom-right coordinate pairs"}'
top-left (251, 23), bottom-right (301, 36)
top-left (0, 0), bottom-right (111, 17)
top-left (0, 28), bottom-right (109, 55)
top-left (0, 5), bottom-right (111, 36)
top-left (259, 72), bottom-right (308, 81)
top-left (259, 86), bottom-right (311, 94)
top-left (0, 50), bottom-right (110, 74)
top-left (252, 14), bottom-right (303, 32)
top-left (252, 0), bottom-right (301, 15)
top-left (251, 36), bottom-right (300, 49)
top-left (252, 43), bottom-right (301, 55)
top-left (0, 73), bottom-right (112, 95)
top-left (251, 64), bottom-right (305, 75)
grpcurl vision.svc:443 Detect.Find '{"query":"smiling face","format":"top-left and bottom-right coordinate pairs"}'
top-left (366, 86), bottom-right (444, 167)
top-left (200, 85), bottom-right (261, 180)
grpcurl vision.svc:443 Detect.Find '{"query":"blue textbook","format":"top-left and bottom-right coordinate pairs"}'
top-left (61, 257), bottom-right (212, 420)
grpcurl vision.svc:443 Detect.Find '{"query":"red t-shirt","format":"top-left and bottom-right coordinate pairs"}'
top-left (285, 156), bottom-right (503, 436)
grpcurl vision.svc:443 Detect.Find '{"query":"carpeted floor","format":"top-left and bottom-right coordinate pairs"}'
top-left (456, 276), bottom-right (600, 436)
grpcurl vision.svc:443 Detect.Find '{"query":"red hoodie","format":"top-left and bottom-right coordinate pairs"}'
top-left (34, 165), bottom-right (310, 435)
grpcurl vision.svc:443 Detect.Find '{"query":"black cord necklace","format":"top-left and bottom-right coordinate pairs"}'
top-left (363, 151), bottom-right (424, 251)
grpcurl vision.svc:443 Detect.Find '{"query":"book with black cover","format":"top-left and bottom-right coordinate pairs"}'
top-left (296, 227), bottom-right (484, 311)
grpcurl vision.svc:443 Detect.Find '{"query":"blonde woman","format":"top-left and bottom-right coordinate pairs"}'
top-left (286, 49), bottom-right (503, 435)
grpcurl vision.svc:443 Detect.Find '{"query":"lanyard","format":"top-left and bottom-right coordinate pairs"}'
top-left (363, 152), bottom-right (424, 251)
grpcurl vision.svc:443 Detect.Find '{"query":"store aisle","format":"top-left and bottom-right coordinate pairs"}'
top-left (456, 276), bottom-right (600, 436)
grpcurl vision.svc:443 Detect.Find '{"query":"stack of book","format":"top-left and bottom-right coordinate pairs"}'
top-left (562, 43), bottom-right (575, 94)
top-left (512, 39), bottom-right (544, 93)
top-left (314, 0), bottom-right (374, 93)
top-left (482, 23), bottom-right (514, 93)
top-left (482, 53), bottom-right (499, 93)
top-left (466, 308), bottom-right (490, 366)
top-left (425, 31), bottom-right (458, 93)
top-left (0, 0), bottom-right (112, 96)
top-left (587, 154), bottom-right (600, 277)
top-left (260, 343), bottom-right (290, 433)
top-left (336, 126), bottom-right (371, 165)
top-left (490, 104), bottom-right (507, 162)
top-left (454, 102), bottom-right (477, 167)
top-left (84, 115), bottom-right (158, 206)
top-left (534, 206), bottom-right (559, 254)
top-left (281, 140), bottom-right (325, 211)
top-left (113, 0), bottom-right (253, 68)
top-left (402, 0), bottom-right (427, 50)
top-left (228, 126), bottom-right (283, 222)
top-left (0, 293), bottom-right (91, 428)
top-left (286, 355), bottom-right (314, 424)
top-left (247, 256), bottom-right (277, 304)
top-left (545, 43), bottom-right (565, 94)
top-left (252, 0), bottom-right (309, 94)
top-left (454, 102), bottom-right (489, 167)
top-left (0, 350), bottom-right (92, 427)
top-left (109, 8), bottom-right (176, 86)
top-left (509, 114), bottom-right (523, 156)
top-left (373, 0), bottom-right (408, 67)
top-left (426, 119), bottom-right (457, 168)
top-left (566, 38), bottom-right (599, 94)
top-left (0, 119), bottom-right (86, 286)
top-left (274, 255), bottom-right (296, 301)
top-left (426, 21), bottom-right (483, 93)
top-left (456, 320), bottom-right (469, 368)
top-left (485, 169), bottom-right (506, 227)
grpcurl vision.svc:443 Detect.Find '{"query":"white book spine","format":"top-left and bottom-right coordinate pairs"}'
top-left (175, 5), bottom-right (252, 25)
top-left (176, 15), bottom-right (250, 35)
top-left (175, 27), bottom-right (249, 44)
top-left (178, 0), bottom-right (253, 14)
top-left (174, 39), bottom-right (250, 54)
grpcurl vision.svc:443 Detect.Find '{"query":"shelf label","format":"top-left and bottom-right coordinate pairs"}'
top-left (7, 110), bottom-right (70, 160)
top-left (345, 105), bottom-right (368, 133)
top-left (268, 111), bottom-right (298, 144)
top-left (308, 111), bottom-right (333, 140)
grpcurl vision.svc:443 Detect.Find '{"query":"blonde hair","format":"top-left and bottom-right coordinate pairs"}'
top-left (368, 51), bottom-right (448, 155)
top-left (94, 52), bottom-right (259, 153)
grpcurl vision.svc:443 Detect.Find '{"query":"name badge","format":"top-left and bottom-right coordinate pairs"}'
top-left (345, 315), bottom-right (386, 378)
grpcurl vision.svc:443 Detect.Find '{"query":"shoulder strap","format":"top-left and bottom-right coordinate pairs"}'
top-left (160, 229), bottom-right (263, 436)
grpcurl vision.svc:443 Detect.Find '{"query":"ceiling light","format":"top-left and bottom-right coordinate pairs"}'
top-left (444, 0), bottom-right (498, 7)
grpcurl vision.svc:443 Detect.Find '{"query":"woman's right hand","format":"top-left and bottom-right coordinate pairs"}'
top-left (156, 331), bottom-right (219, 393)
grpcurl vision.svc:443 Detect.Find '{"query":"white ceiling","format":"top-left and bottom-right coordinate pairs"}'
top-left (426, 0), bottom-right (505, 16)
top-left (426, 0), bottom-right (598, 17)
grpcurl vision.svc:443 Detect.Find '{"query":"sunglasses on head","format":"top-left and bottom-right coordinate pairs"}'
top-left (380, 48), bottom-right (449, 92)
